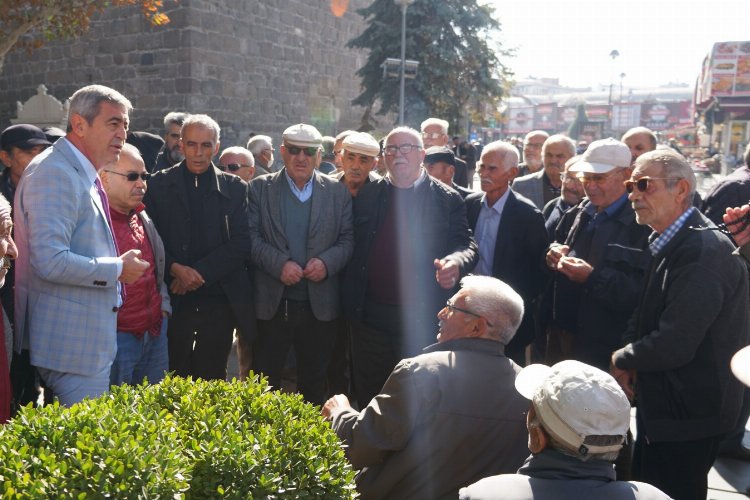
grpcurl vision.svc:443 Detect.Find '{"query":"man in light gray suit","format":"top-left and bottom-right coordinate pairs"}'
top-left (512, 134), bottom-right (575, 210)
top-left (248, 123), bottom-right (353, 405)
top-left (14, 85), bottom-right (150, 406)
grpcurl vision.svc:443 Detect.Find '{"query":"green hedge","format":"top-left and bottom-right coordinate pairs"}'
top-left (0, 375), bottom-right (357, 498)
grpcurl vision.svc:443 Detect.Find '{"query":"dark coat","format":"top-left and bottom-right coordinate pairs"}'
top-left (613, 209), bottom-right (750, 442)
top-left (142, 162), bottom-right (255, 342)
top-left (342, 175), bottom-right (478, 347)
top-left (466, 190), bottom-right (548, 355)
top-left (549, 198), bottom-right (651, 370)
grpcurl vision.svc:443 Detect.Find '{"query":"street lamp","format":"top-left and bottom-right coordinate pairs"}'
top-left (619, 72), bottom-right (626, 101)
top-left (395, 0), bottom-right (414, 125)
top-left (607, 49), bottom-right (619, 105)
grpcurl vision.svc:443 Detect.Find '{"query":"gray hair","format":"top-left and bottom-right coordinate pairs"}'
top-left (744, 142), bottom-right (750, 167)
top-left (247, 135), bottom-right (272, 156)
top-left (321, 136), bottom-right (336, 157)
top-left (482, 140), bottom-right (519, 171)
top-left (163, 111), bottom-right (189, 130)
top-left (635, 149), bottom-right (696, 206)
top-left (524, 130), bottom-right (549, 145)
top-left (420, 118), bottom-right (449, 134)
top-left (66, 85), bottom-right (132, 130)
top-left (181, 114), bottom-right (221, 144)
top-left (0, 193), bottom-right (10, 216)
top-left (385, 126), bottom-right (423, 149)
top-left (460, 275), bottom-right (524, 345)
top-left (219, 146), bottom-right (254, 166)
top-left (621, 127), bottom-right (657, 150)
top-left (542, 134), bottom-right (576, 158)
top-left (119, 143), bottom-right (144, 165)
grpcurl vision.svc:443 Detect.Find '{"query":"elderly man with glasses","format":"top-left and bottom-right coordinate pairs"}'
top-left (100, 144), bottom-right (170, 387)
top-left (543, 138), bottom-right (651, 371)
top-left (611, 150), bottom-right (750, 500)
top-left (248, 123), bottom-right (353, 405)
top-left (323, 275), bottom-right (528, 500)
top-left (218, 146), bottom-right (255, 182)
top-left (342, 126), bottom-right (477, 407)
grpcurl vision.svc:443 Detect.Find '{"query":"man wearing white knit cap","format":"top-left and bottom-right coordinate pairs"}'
top-left (460, 360), bottom-right (670, 499)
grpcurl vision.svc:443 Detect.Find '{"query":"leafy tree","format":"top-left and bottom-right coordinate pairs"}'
top-left (348, 0), bottom-right (512, 133)
top-left (0, 0), bottom-right (172, 72)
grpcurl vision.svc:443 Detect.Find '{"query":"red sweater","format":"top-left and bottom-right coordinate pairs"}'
top-left (110, 205), bottom-right (163, 337)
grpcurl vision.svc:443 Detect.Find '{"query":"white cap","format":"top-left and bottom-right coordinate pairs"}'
top-left (515, 360), bottom-right (631, 457)
top-left (732, 345), bottom-right (750, 387)
top-left (342, 132), bottom-right (380, 157)
top-left (569, 138), bottom-right (631, 174)
top-left (282, 123), bottom-right (322, 148)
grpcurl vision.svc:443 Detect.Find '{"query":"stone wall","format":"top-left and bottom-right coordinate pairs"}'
top-left (0, 0), bottom-right (381, 147)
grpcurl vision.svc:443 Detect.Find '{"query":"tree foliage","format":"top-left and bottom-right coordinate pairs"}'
top-left (348, 0), bottom-right (513, 133)
top-left (0, 0), bottom-right (172, 69)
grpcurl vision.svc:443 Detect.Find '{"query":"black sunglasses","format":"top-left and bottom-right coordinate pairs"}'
top-left (104, 170), bottom-right (150, 182)
top-left (219, 163), bottom-right (250, 172)
top-left (284, 144), bottom-right (319, 157)
top-left (623, 177), bottom-right (680, 194)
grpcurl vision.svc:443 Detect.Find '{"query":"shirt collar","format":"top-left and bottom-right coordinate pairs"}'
top-left (481, 187), bottom-right (511, 214)
top-left (284, 169), bottom-right (314, 193)
top-left (63, 137), bottom-right (98, 185)
top-left (649, 206), bottom-right (696, 256)
top-left (584, 192), bottom-right (629, 219)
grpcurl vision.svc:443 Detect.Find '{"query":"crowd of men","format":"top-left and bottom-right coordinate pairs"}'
top-left (0, 83), bottom-right (749, 499)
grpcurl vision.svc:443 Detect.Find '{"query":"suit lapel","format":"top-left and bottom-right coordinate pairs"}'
top-left (493, 192), bottom-right (518, 273)
top-left (57, 140), bottom-right (117, 254)
top-left (269, 170), bottom-right (289, 248)
top-left (309, 171), bottom-right (324, 237)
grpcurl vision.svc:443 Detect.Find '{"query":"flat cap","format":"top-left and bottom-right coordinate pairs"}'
top-left (1, 124), bottom-right (52, 150)
top-left (342, 132), bottom-right (380, 157)
top-left (423, 146), bottom-right (455, 166)
top-left (282, 123), bottom-right (322, 148)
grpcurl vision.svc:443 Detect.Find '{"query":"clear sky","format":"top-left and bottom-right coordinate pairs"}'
top-left (485, 0), bottom-right (750, 90)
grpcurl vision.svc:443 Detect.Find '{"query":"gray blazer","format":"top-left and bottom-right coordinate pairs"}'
top-left (14, 139), bottom-right (121, 376)
top-left (138, 209), bottom-right (171, 316)
top-left (511, 169), bottom-right (545, 209)
top-left (248, 169), bottom-right (353, 321)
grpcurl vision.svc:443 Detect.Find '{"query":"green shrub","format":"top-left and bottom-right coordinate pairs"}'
top-left (0, 375), bottom-right (357, 499)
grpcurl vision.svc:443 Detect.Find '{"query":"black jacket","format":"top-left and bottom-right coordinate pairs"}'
top-left (466, 190), bottom-right (548, 357)
top-left (342, 175), bottom-right (478, 348)
top-left (549, 198), bottom-right (651, 370)
top-left (142, 162), bottom-right (255, 341)
top-left (614, 210), bottom-right (749, 442)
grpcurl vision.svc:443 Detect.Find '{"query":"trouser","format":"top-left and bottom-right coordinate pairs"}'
top-left (349, 300), bottom-right (431, 408)
top-left (719, 386), bottom-right (750, 453)
top-left (253, 299), bottom-right (336, 406)
top-left (110, 319), bottom-right (169, 386)
top-left (326, 316), bottom-right (352, 398)
top-left (168, 297), bottom-right (235, 381)
top-left (633, 413), bottom-right (722, 500)
top-left (37, 365), bottom-right (111, 407)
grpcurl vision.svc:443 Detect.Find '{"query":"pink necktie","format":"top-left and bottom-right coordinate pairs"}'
top-left (94, 177), bottom-right (125, 302)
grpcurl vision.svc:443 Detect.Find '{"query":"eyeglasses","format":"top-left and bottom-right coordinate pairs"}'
top-left (284, 144), bottom-right (319, 157)
top-left (384, 144), bottom-right (422, 156)
top-left (446, 299), bottom-right (493, 327)
top-left (219, 163), bottom-right (252, 172)
top-left (422, 132), bottom-right (444, 140)
top-left (104, 170), bottom-right (150, 182)
top-left (623, 177), bottom-right (681, 194)
top-left (576, 170), bottom-right (619, 185)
